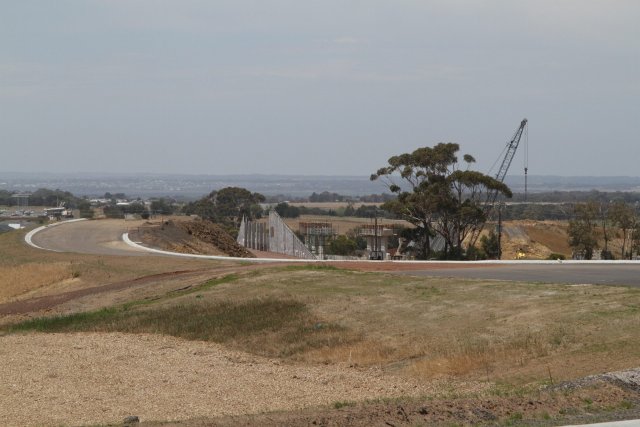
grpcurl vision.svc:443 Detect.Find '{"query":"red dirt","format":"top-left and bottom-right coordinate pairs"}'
top-left (0, 270), bottom-right (203, 316)
top-left (0, 263), bottom-right (293, 318)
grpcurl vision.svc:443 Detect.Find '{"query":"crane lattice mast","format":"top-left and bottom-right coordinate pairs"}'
top-left (468, 118), bottom-right (528, 248)
top-left (488, 118), bottom-right (527, 206)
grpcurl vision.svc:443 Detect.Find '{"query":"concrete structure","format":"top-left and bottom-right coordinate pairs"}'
top-left (299, 221), bottom-right (335, 258)
top-left (358, 223), bottom-right (397, 260)
top-left (238, 211), bottom-right (316, 259)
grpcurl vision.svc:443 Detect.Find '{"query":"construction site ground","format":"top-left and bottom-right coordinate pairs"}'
top-left (2, 218), bottom-right (640, 426)
top-left (139, 216), bottom-right (579, 261)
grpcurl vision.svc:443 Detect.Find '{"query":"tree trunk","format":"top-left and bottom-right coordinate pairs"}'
top-left (601, 222), bottom-right (608, 253)
top-left (422, 220), bottom-right (431, 259)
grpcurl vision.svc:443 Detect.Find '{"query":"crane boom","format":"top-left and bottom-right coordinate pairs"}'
top-left (468, 118), bottom-right (528, 249)
top-left (488, 118), bottom-right (527, 205)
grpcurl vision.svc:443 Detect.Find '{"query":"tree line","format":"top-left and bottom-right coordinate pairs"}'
top-left (0, 188), bottom-right (81, 207)
top-left (568, 200), bottom-right (640, 260)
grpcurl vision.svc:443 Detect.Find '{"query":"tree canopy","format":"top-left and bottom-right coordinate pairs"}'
top-left (183, 187), bottom-right (265, 230)
top-left (567, 201), bottom-right (600, 260)
top-left (371, 142), bottom-right (511, 259)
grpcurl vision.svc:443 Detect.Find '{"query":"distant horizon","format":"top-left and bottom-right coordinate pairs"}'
top-left (3, 171), bottom-right (640, 179)
top-left (2, 172), bottom-right (640, 200)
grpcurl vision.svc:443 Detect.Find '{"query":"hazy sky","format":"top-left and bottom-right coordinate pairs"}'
top-left (1, 1), bottom-right (638, 177)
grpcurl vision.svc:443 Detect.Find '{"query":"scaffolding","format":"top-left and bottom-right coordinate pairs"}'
top-left (11, 193), bottom-right (30, 213)
top-left (299, 221), bottom-right (335, 258)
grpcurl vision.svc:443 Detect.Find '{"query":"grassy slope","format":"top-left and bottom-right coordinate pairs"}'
top-left (5, 265), bottom-right (640, 388)
top-left (0, 226), bottom-right (230, 303)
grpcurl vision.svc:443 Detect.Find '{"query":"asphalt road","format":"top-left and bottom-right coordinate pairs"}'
top-left (398, 264), bottom-right (640, 287)
top-left (30, 219), bottom-right (148, 256)
top-left (30, 219), bottom-right (640, 287)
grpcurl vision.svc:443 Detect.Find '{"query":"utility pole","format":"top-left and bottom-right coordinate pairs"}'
top-left (524, 166), bottom-right (528, 202)
top-left (374, 210), bottom-right (379, 260)
top-left (497, 202), bottom-right (503, 260)
top-left (370, 207), bottom-right (382, 260)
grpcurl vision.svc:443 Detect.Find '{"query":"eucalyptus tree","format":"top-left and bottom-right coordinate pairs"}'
top-left (567, 201), bottom-right (600, 259)
top-left (609, 201), bottom-right (637, 259)
top-left (183, 187), bottom-right (265, 229)
top-left (371, 143), bottom-right (511, 259)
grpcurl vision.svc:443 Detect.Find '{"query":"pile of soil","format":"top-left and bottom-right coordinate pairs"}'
top-left (136, 219), bottom-right (255, 258)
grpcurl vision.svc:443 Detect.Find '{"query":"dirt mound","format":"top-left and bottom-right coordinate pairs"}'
top-left (137, 219), bottom-right (255, 258)
top-left (497, 220), bottom-right (571, 260)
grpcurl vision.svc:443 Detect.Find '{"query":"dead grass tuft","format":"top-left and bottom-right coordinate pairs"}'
top-left (404, 325), bottom-right (579, 380)
top-left (306, 340), bottom-right (400, 366)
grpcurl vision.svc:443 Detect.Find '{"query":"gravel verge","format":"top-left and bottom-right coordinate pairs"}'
top-left (0, 332), bottom-right (482, 427)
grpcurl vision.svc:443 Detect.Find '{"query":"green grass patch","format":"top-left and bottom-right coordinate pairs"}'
top-left (8, 307), bottom-right (121, 333)
top-left (281, 264), bottom-right (343, 272)
top-left (5, 294), bottom-right (357, 358)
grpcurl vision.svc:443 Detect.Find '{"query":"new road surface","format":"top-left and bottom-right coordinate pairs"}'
top-left (28, 219), bottom-right (640, 287)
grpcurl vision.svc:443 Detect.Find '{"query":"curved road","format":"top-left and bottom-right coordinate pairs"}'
top-left (30, 219), bottom-right (640, 287)
top-left (30, 219), bottom-right (148, 256)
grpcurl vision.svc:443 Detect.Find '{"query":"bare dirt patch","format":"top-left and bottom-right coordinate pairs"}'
top-left (498, 220), bottom-right (572, 259)
top-left (134, 218), bottom-right (254, 257)
top-left (0, 332), bottom-right (463, 427)
top-left (0, 269), bottom-right (204, 316)
top-left (195, 378), bottom-right (640, 427)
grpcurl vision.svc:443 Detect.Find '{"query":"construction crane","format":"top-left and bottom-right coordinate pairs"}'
top-left (488, 118), bottom-right (527, 206)
top-left (468, 118), bottom-right (528, 249)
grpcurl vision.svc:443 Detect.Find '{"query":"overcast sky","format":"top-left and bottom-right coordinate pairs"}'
top-left (1, 1), bottom-right (638, 177)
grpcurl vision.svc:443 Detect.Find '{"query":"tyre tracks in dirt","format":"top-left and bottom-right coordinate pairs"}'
top-left (0, 263), bottom-right (292, 318)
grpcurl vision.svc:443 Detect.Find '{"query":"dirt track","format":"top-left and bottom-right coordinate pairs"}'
top-left (0, 269), bottom-right (202, 315)
top-left (0, 263), bottom-right (293, 321)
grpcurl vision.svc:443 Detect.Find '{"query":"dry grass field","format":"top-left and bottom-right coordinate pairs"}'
top-left (0, 224), bottom-right (233, 307)
top-left (287, 215), bottom-right (409, 235)
top-left (145, 266), bottom-right (640, 385)
top-left (2, 223), bottom-right (640, 426)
